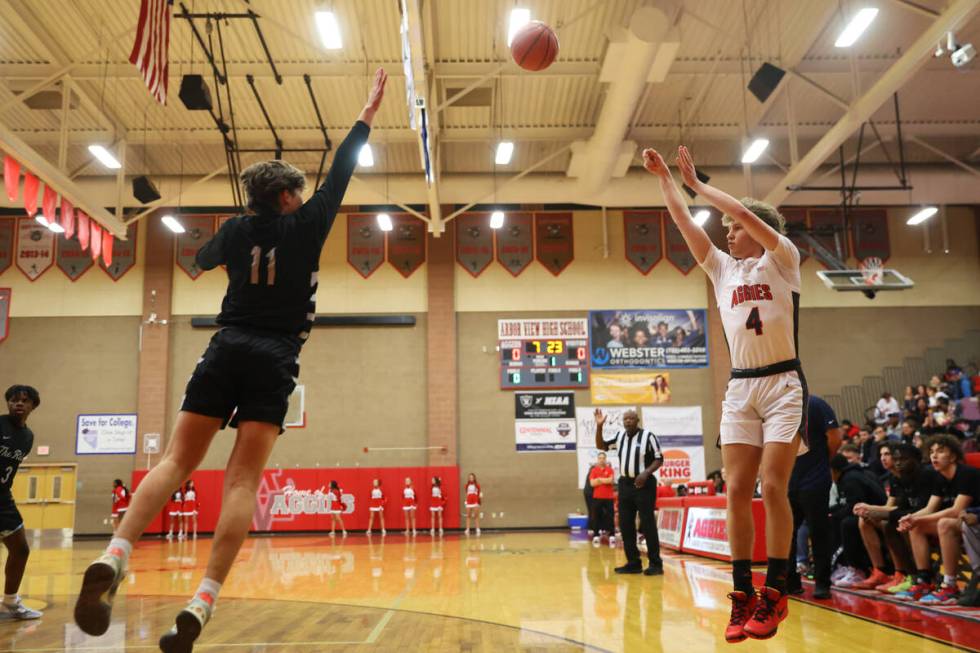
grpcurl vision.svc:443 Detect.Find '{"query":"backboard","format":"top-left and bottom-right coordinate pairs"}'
top-left (815, 268), bottom-right (914, 292)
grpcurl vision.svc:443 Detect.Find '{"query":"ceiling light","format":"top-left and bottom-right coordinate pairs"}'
top-left (495, 141), bottom-right (514, 165)
top-left (47, 221), bottom-right (65, 233)
top-left (906, 206), bottom-right (938, 225)
top-left (377, 213), bottom-right (393, 232)
top-left (507, 8), bottom-right (531, 46)
top-left (835, 8), bottom-right (878, 48)
top-left (88, 144), bottom-right (122, 169)
top-left (693, 209), bottom-right (710, 226)
top-left (161, 214), bottom-right (186, 233)
top-left (315, 11), bottom-right (343, 50)
top-left (490, 211), bottom-right (505, 229)
top-left (741, 138), bottom-right (769, 164)
top-left (35, 215), bottom-right (49, 227)
top-left (358, 144), bottom-right (374, 167)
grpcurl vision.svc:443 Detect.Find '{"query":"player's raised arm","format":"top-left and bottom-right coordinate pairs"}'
top-left (677, 145), bottom-right (781, 252)
top-left (298, 67), bottom-right (388, 241)
top-left (642, 148), bottom-right (714, 264)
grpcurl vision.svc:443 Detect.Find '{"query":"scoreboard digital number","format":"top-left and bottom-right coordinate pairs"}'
top-left (500, 338), bottom-right (590, 389)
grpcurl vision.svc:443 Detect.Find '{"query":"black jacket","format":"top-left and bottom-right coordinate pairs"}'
top-left (833, 463), bottom-right (887, 518)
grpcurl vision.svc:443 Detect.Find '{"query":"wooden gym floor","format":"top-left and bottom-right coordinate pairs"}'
top-left (0, 531), bottom-right (976, 652)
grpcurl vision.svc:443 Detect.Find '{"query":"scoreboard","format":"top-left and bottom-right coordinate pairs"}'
top-left (500, 338), bottom-right (590, 389)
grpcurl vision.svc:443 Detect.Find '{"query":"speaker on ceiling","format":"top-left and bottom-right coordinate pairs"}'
top-left (747, 62), bottom-right (786, 104)
top-left (682, 170), bottom-right (712, 199)
top-left (179, 74), bottom-right (213, 111)
top-left (132, 176), bottom-right (161, 203)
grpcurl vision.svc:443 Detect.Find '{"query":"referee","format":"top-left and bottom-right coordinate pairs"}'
top-left (595, 409), bottom-right (664, 575)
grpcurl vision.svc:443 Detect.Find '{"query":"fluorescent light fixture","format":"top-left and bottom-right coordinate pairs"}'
top-left (358, 144), bottom-right (374, 167)
top-left (47, 221), bottom-right (65, 233)
top-left (377, 213), bottom-right (393, 232)
top-left (315, 11), bottom-right (343, 50)
top-left (741, 138), bottom-right (770, 164)
top-left (835, 8), bottom-right (878, 48)
top-left (507, 8), bottom-right (531, 46)
top-left (88, 144), bottom-right (122, 169)
top-left (490, 211), bottom-right (505, 229)
top-left (161, 214), bottom-right (186, 234)
top-left (906, 206), bottom-right (938, 225)
top-left (495, 141), bottom-right (514, 165)
top-left (693, 209), bottom-right (711, 226)
top-left (34, 215), bottom-right (49, 227)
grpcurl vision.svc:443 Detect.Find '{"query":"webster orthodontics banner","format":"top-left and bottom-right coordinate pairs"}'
top-left (589, 309), bottom-right (708, 369)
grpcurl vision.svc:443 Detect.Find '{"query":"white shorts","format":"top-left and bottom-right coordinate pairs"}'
top-left (430, 507), bottom-right (443, 512)
top-left (168, 511), bottom-right (181, 517)
top-left (369, 507), bottom-right (383, 512)
top-left (720, 370), bottom-right (807, 449)
top-left (403, 506), bottom-right (416, 511)
top-left (465, 503), bottom-right (479, 509)
top-left (181, 511), bottom-right (197, 517)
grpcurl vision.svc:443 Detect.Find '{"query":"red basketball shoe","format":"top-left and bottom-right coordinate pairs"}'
top-left (743, 586), bottom-right (788, 640)
top-left (725, 591), bottom-right (757, 644)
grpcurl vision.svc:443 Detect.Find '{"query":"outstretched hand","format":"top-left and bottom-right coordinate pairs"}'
top-left (358, 68), bottom-right (388, 126)
top-left (676, 146), bottom-right (701, 190)
top-left (642, 148), bottom-right (671, 179)
top-left (594, 408), bottom-right (606, 426)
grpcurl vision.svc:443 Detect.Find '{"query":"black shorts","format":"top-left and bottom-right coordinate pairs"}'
top-left (181, 327), bottom-right (301, 431)
top-left (0, 496), bottom-right (24, 538)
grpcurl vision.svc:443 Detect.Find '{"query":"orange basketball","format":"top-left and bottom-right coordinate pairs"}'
top-left (510, 21), bottom-right (559, 71)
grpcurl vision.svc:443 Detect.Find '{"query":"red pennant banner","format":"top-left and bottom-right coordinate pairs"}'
top-left (56, 232), bottom-right (94, 281)
top-left (102, 229), bottom-right (114, 267)
top-left (175, 215), bottom-right (217, 279)
top-left (851, 208), bottom-right (890, 263)
top-left (15, 216), bottom-right (54, 281)
top-left (61, 197), bottom-right (75, 239)
top-left (100, 224), bottom-right (138, 281)
top-left (665, 218), bottom-right (697, 274)
top-left (346, 214), bottom-right (385, 278)
top-left (455, 213), bottom-right (494, 277)
top-left (42, 185), bottom-right (57, 222)
top-left (494, 211), bottom-right (533, 276)
top-left (387, 214), bottom-right (426, 278)
top-left (534, 212), bottom-right (574, 276)
top-left (23, 173), bottom-right (39, 216)
top-left (623, 210), bottom-right (664, 274)
top-left (90, 221), bottom-right (103, 261)
top-left (3, 156), bottom-right (19, 201)
top-left (77, 211), bottom-right (90, 251)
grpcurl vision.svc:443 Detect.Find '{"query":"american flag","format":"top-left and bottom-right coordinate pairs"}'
top-left (129, 0), bottom-right (173, 105)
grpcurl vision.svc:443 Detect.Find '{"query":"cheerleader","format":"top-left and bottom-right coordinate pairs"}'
top-left (166, 490), bottom-right (183, 540)
top-left (366, 479), bottom-right (386, 535)
top-left (402, 477), bottom-right (417, 535)
top-left (111, 479), bottom-right (130, 533)
top-left (429, 477), bottom-right (446, 536)
top-left (181, 480), bottom-right (199, 539)
top-left (464, 473), bottom-right (482, 536)
top-left (327, 480), bottom-right (346, 537)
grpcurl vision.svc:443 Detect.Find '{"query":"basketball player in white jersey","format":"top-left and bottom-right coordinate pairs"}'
top-left (643, 146), bottom-right (805, 642)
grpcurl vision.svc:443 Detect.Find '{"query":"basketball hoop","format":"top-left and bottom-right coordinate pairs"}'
top-left (859, 257), bottom-right (883, 286)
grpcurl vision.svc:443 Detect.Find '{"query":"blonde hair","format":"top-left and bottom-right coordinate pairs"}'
top-left (720, 198), bottom-right (787, 234)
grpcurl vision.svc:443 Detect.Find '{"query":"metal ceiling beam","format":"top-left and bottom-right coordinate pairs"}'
top-left (885, 0), bottom-right (941, 18)
top-left (909, 135), bottom-right (980, 177)
top-left (763, 0), bottom-right (980, 207)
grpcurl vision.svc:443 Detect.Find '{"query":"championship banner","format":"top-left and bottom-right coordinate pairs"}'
top-left (782, 208), bottom-right (809, 264)
top-left (175, 215), bottom-right (216, 279)
top-left (455, 213), bottom-right (494, 277)
top-left (808, 209), bottom-right (848, 265)
top-left (515, 419), bottom-right (576, 452)
top-left (534, 212), bottom-right (573, 276)
top-left (497, 318), bottom-right (589, 340)
top-left (657, 506), bottom-right (686, 549)
top-left (56, 234), bottom-right (94, 281)
top-left (0, 289), bottom-right (10, 344)
top-left (0, 217), bottom-right (14, 274)
top-left (347, 214), bottom-right (385, 278)
top-left (590, 372), bottom-right (671, 405)
top-left (641, 406), bottom-right (706, 485)
top-left (15, 216), bottom-right (54, 281)
top-left (575, 406), bottom-right (634, 487)
top-left (387, 214), bottom-right (426, 278)
top-left (589, 309), bottom-right (708, 369)
top-left (100, 223), bottom-right (138, 281)
top-left (851, 208), bottom-right (890, 262)
top-left (495, 211), bottom-right (533, 276)
top-left (664, 218), bottom-right (697, 274)
top-left (515, 391), bottom-right (575, 420)
top-left (623, 210), bottom-right (663, 274)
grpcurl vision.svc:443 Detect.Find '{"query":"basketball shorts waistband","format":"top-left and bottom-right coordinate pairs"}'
top-left (730, 358), bottom-right (801, 379)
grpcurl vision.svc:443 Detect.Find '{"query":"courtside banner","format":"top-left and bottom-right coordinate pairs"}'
top-left (683, 507), bottom-right (730, 557)
top-left (589, 309), bottom-right (708, 369)
top-left (498, 318), bottom-right (588, 340)
top-left (642, 406), bottom-right (706, 485)
top-left (657, 506), bottom-right (686, 549)
top-left (515, 419), bottom-right (577, 452)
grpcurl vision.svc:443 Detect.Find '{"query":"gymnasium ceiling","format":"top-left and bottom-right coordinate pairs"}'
top-left (1, 0), bottom-right (979, 196)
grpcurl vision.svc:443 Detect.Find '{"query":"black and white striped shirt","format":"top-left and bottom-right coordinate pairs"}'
top-left (602, 428), bottom-right (663, 478)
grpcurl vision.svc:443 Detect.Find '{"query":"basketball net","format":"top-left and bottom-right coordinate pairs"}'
top-left (859, 257), bottom-right (883, 286)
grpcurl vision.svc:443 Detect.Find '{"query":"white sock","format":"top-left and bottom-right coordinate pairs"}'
top-left (3, 593), bottom-right (18, 606)
top-left (943, 574), bottom-right (956, 586)
top-left (107, 537), bottom-right (133, 565)
top-left (194, 577), bottom-right (222, 606)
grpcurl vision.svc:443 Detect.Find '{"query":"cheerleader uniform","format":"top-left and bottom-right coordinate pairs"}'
top-left (181, 489), bottom-right (198, 516)
top-left (465, 482), bottom-right (481, 509)
top-left (328, 487), bottom-right (343, 514)
top-left (430, 486), bottom-right (445, 512)
top-left (369, 487), bottom-right (386, 512)
top-left (112, 485), bottom-right (130, 517)
top-left (402, 486), bottom-right (417, 511)
top-left (167, 491), bottom-right (183, 518)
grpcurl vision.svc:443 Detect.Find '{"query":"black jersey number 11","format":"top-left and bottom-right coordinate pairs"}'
top-left (250, 246), bottom-right (277, 286)
top-left (745, 307), bottom-right (763, 335)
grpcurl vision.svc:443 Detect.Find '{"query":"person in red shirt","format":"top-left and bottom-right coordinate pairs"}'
top-left (111, 480), bottom-right (130, 534)
top-left (366, 479), bottom-right (387, 536)
top-left (589, 452), bottom-right (617, 547)
top-left (464, 473), bottom-right (482, 536)
top-left (402, 477), bottom-right (417, 535)
top-left (429, 476), bottom-right (446, 536)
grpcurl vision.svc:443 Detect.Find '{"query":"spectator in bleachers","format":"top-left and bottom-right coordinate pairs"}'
top-left (895, 434), bottom-right (980, 603)
top-left (885, 415), bottom-right (903, 442)
top-left (902, 386), bottom-right (917, 414)
top-left (875, 392), bottom-right (901, 426)
top-left (930, 374), bottom-right (943, 390)
top-left (852, 443), bottom-right (932, 594)
top-left (840, 444), bottom-right (863, 466)
top-left (959, 507), bottom-right (980, 606)
top-left (950, 368), bottom-right (974, 400)
top-left (830, 454), bottom-right (888, 587)
top-left (840, 420), bottom-right (860, 442)
top-left (864, 427), bottom-right (890, 476)
top-left (924, 399), bottom-right (953, 434)
top-left (900, 419), bottom-right (919, 444)
top-left (911, 398), bottom-right (929, 425)
top-left (878, 444), bottom-right (896, 486)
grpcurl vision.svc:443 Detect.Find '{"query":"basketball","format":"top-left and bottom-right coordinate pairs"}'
top-left (510, 21), bottom-right (559, 71)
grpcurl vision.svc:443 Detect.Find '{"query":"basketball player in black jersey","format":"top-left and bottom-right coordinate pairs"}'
top-left (74, 68), bottom-right (388, 652)
top-left (0, 385), bottom-right (42, 620)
